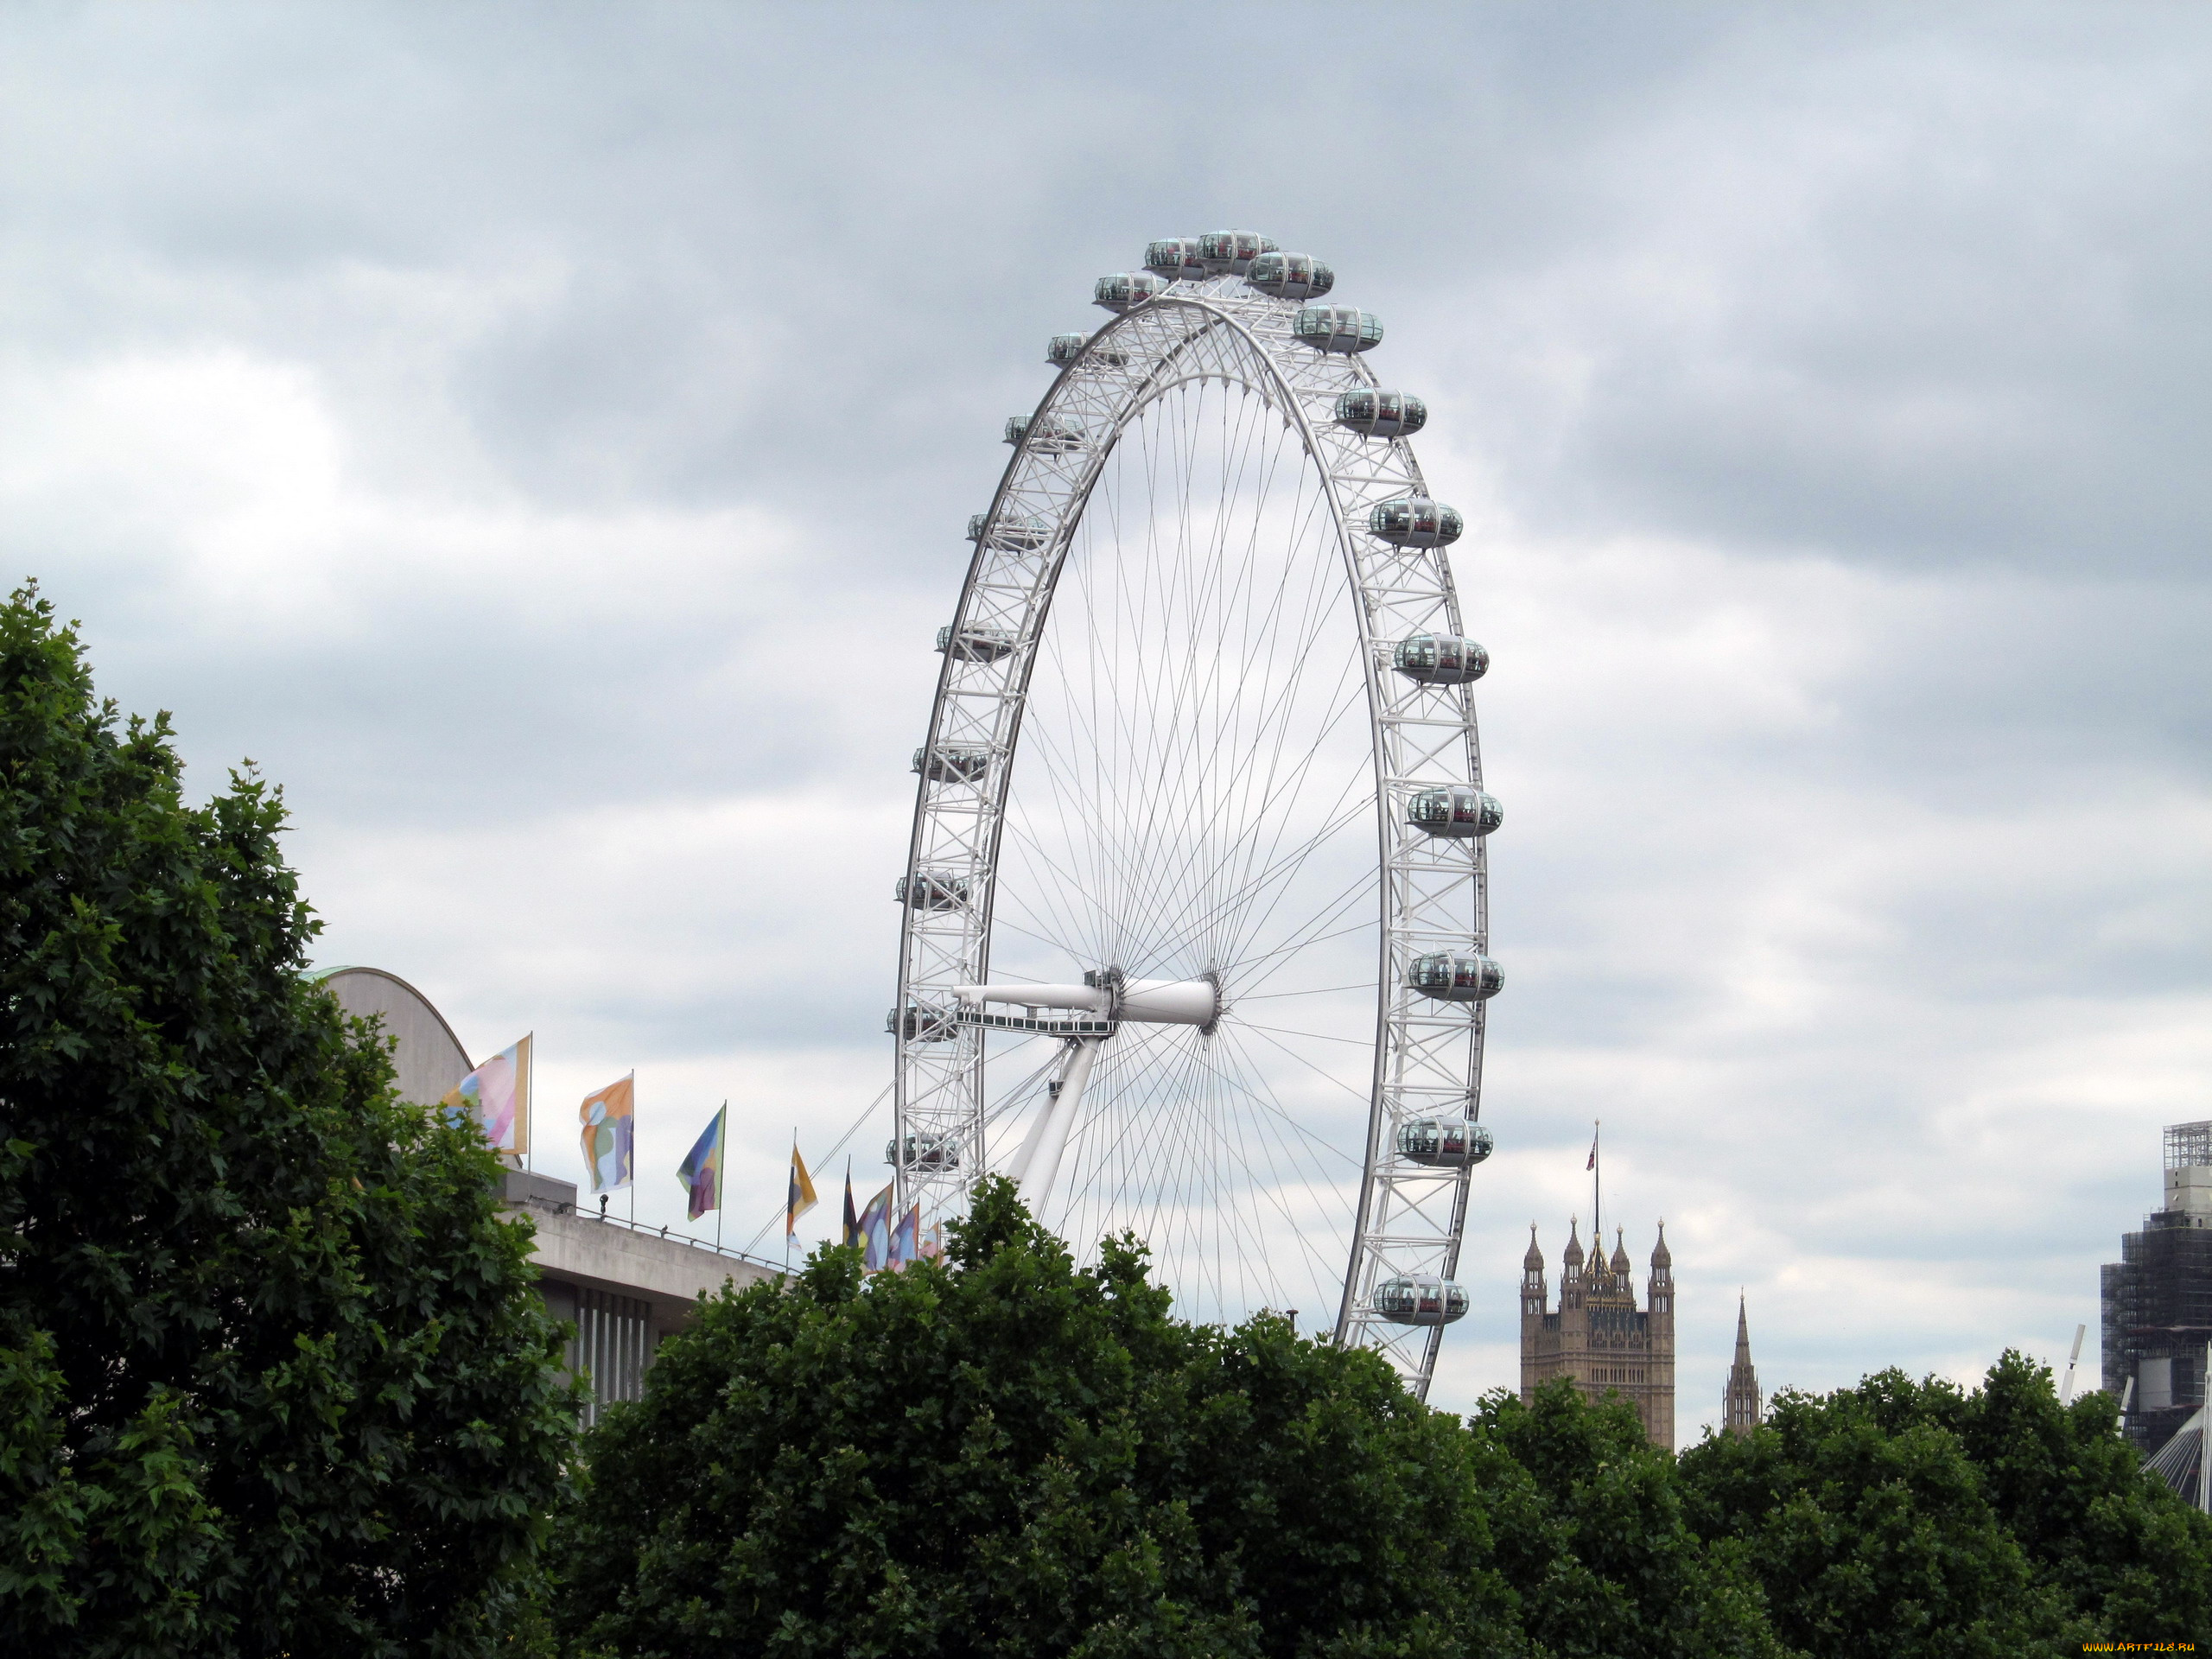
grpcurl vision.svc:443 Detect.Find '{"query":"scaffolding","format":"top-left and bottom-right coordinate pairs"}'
top-left (2166, 1119), bottom-right (2212, 1172)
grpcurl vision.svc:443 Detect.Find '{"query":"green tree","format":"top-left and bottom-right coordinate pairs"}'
top-left (1676, 1355), bottom-right (2212, 1655)
top-left (1948, 1351), bottom-right (2212, 1639)
top-left (0, 588), bottom-right (576, 1654)
top-left (556, 1177), bottom-right (1789, 1659)
top-left (556, 1177), bottom-right (1520, 1657)
top-left (1471, 1382), bottom-right (1785, 1659)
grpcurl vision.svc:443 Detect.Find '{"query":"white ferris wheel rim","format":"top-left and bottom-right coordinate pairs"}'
top-left (892, 256), bottom-right (1495, 1395)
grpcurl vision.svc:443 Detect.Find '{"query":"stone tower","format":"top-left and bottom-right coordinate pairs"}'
top-left (1722, 1294), bottom-right (1762, 1437)
top-left (1520, 1219), bottom-right (1676, 1448)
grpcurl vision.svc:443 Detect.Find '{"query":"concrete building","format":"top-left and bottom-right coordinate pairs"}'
top-left (2103, 1118), bottom-right (2212, 1458)
top-left (314, 966), bottom-right (777, 1423)
top-left (1521, 1219), bottom-right (1676, 1448)
top-left (1722, 1294), bottom-right (1762, 1437)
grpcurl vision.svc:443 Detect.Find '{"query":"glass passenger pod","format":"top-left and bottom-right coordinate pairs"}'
top-left (886, 1002), bottom-right (958, 1043)
top-left (1293, 305), bottom-right (1383, 354)
top-left (1046, 333), bottom-right (1128, 369)
top-left (967, 512), bottom-right (1050, 550)
top-left (1397, 1117), bottom-right (1496, 1167)
top-left (893, 870), bottom-right (969, 911)
top-left (1392, 633), bottom-right (1489, 685)
top-left (1197, 230), bottom-right (1281, 275)
top-left (1143, 237), bottom-right (1207, 282)
top-left (887, 1131), bottom-right (959, 1171)
top-left (1003, 413), bottom-right (1087, 453)
top-left (1371, 1274), bottom-right (1469, 1326)
top-left (912, 744), bottom-right (993, 785)
top-left (1368, 496), bottom-right (1464, 548)
top-left (1093, 271), bottom-right (1166, 314)
top-left (1333, 389), bottom-right (1427, 438)
top-left (1408, 952), bottom-right (1503, 1002)
top-left (937, 623), bottom-right (1019, 663)
top-left (1407, 785), bottom-right (1503, 840)
top-left (1244, 251), bottom-right (1335, 301)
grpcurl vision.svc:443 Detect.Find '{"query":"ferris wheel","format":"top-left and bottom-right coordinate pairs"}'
top-left (888, 232), bottom-right (1500, 1395)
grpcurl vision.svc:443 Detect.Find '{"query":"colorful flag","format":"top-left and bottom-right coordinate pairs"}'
top-left (842, 1173), bottom-right (861, 1249)
top-left (920, 1221), bottom-right (944, 1262)
top-left (442, 1035), bottom-right (532, 1154)
top-left (578, 1074), bottom-right (635, 1193)
top-left (858, 1183), bottom-right (894, 1273)
top-left (677, 1104), bottom-right (726, 1222)
top-left (887, 1203), bottom-right (921, 1270)
top-left (786, 1142), bottom-right (819, 1238)
top-left (1586, 1127), bottom-right (1599, 1171)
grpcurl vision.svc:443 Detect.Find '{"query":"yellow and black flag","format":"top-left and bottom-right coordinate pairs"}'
top-left (786, 1141), bottom-right (818, 1239)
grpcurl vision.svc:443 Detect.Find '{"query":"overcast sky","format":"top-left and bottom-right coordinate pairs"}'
top-left (5, 2), bottom-right (2207, 1431)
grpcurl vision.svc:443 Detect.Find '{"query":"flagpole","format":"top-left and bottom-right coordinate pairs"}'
top-left (716, 1102), bottom-right (728, 1254)
top-left (1592, 1119), bottom-right (1601, 1248)
top-left (524, 1032), bottom-right (536, 1173)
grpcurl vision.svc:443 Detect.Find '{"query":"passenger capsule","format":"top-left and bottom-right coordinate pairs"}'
top-left (967, 512), bottom-right (1050, 550)
top-left (893, 870), bottom-right (969, 911)
top-left (1392, 633), bottom-right (1489, 685)
top-left (1004, 413), bottom-right (1087, 452)
top-left (1407, 785), bottom-right (1503, 839)
top-left (1334, 390), bottom-right (1427, 438)
top-left (1408, 951), bottom-right (1503, 1002)
top-left (1245, 251), bottom-right (1334, 301)
top-left (1371, 1274), bottom-right (1469, 1326)
top-left (1046, 333), bottom-right (1128, 368)
top-left (1198, 230), bottom-right (1280, 275)
top-left (937, 623), bottom-right (1019, 663)
top-left (887, 1002), bottom-right (958, 1043)
top-left (887, 1132), bottom-right (960, 1171)
top-left (1094, 271), bottom-right (1166, 314)
top-left (912, 743), bottom-right (993, 785)
top-left (1144, 238), bottom-right (1207, 282)
top-left (1368, 496), bottom-right (1463, 548)
top-left (1396, 1117), bottom-right (1495, 1168)
top-left (1293, 305), bottom-right (1383, 353)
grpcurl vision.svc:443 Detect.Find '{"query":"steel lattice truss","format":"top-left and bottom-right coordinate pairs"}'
top-left (893, 270), bottom-right (1490, 1396)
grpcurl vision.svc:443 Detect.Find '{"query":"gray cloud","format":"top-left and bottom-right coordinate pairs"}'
top-left (2, 0), bottom-right (2206, 1427)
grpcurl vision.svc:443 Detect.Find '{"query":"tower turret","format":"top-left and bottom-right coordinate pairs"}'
top-left (1560, 1218), bottom-right (1585, 1313)
top-left (1648, 1221), bottom-right (1674, 1315)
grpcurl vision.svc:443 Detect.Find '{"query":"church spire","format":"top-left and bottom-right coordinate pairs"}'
top-left (1723, 1292), bottom-right (1762, 1438)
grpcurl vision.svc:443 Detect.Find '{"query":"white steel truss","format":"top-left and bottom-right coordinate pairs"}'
top-left (892, 270), bottom-right (1491, 1397)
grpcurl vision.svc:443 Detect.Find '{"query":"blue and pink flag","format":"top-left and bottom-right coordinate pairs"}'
top-left (677, 1105), bottom-right (725, 1222)
top-left (442, 1035), bottom-right (532, 1154)
top-left (858, 1184), bottom-right (894, 1272)
top-left (887, 1204), bottom-right (921, 1271)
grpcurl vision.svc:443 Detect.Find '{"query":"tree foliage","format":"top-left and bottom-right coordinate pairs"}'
top-left (1675, 1352), bottom-right (2212, 1656)
top-left (0, 588), bottom-right (576, 1654)
top-left (555, 1177), bottom-right (1778, 1658)
top-left (561, 1168), bottom-right (2212, 1657)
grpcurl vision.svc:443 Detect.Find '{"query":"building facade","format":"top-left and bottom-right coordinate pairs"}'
top-left (2102, 1118), bottom-right (2212, 1457)
top-left (1521, 1220), bottom-right (1675, 1448)
top-left (1722, 1294), bottom-right (1762, 1437)
top-left (315, 964), bottom-right (778, 1425)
